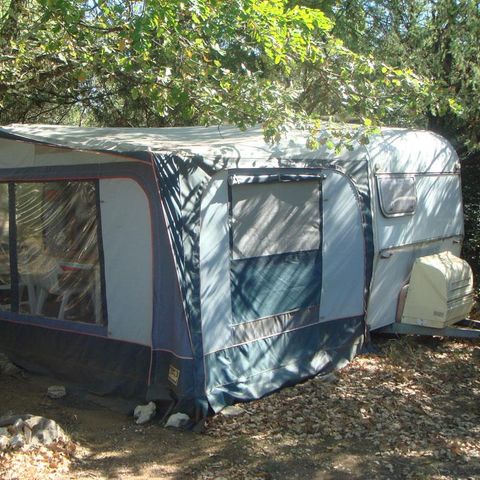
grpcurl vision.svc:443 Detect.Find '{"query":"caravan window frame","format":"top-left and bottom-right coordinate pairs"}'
top-left (376, 174), bottom-right (417, 218)
top-left (0, 179), bottom-right (108, 328)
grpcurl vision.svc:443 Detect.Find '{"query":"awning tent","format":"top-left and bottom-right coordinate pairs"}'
top-left (0, 124), bottom-right (460, 414)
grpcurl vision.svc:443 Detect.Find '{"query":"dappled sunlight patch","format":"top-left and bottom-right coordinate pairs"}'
top-left (206, 337), bottom-right (479, 479)
top-left (0, 442), bottom-right (77, 480)
top-left (1, 336), bottom-right (478, 479)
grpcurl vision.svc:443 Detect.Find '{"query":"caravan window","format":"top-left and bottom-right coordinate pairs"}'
top-left (0, 180), bottom-right (105, 325)
top-left (377, 176), bottom-right (417, 217)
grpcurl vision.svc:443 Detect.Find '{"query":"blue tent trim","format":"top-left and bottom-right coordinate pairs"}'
top-left (0, 317), bottom-right (151, 398)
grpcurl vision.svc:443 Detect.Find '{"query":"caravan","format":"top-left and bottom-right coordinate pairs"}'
top-left (0, 124), bottom-right (473, 415)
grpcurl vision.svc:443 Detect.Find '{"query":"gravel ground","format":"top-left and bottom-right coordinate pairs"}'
top-left (1, 335), bottom-right (479, 479)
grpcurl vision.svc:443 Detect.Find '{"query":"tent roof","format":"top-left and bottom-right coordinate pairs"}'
top-left (0, 123), bottom-right (458, 172)
top-left (0, 124), bottom-right (290, 153)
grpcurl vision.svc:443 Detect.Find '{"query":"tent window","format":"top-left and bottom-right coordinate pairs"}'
top-left (229, 177), bottom-right (323, 325)
top-left (377, 176), bottom-right (417, 217)
top-left (231, 180), bottom-right (321, 259)
top-left (0, 180), bottom-right (105, 325)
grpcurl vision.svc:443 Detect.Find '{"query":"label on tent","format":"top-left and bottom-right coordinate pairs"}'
top-left (168, 365), bottom-right (180, 386)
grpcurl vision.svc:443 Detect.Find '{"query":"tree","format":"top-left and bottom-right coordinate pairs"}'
top-left (306, 0), bottom-right (480, 152)
top-left (0, 0), bottom-right (431, 144)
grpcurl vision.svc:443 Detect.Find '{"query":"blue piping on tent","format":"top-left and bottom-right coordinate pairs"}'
top-left (0, 314), bottom-right (109, 338)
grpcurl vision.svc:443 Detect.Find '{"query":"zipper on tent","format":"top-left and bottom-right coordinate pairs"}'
top-left (8, 182), bottom-right (19, 313)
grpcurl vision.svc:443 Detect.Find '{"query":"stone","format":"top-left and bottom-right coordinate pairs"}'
top-left (23, 423), bottom-right (32, 444)
top-left (3, 362), bottom-right (21, 376)
top-left (0, 435), bottom-right (10, 450)
top-left (0, 353), bottom-right (21, 376)
top-left (47, 385), bottom-right (66, 399)
top-left (8, 418), bottom-right (24, 435)
top-left (133, 401), bottom-right (156, 425)
top-left (31, 418), bottom-right (66, 445)
top-left (0, 414), bottom-right (32, 428)
top-left (0, 415), bottom-right (67, 447)
top-left (9, 433), bottom-right (25, 449)
top-left (165, 412), bottom-right (191, 429)
top-left (23, 416), bottom-right (44, 431)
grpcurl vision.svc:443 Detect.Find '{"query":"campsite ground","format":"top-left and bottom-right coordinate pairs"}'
top-left (1, 335), bottom-right (479, 480)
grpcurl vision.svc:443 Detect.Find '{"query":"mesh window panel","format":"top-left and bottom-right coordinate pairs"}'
top-left (231, 181), bottom-right (321, 260)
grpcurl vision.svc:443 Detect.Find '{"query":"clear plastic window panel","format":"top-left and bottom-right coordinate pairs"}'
top-left (16, 181), bottom-right (104, 324)
top-left (377, 176), bottom-right (417, 217)
top-left (0, 184), bottom-right (10, 310)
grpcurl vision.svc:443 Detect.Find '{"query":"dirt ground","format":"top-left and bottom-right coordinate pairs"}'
top-left (0, 335), bottom-right (479, 480)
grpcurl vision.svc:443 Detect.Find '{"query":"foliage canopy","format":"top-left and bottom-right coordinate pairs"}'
top-left (1, 0), bottom-right (480, 289)
top-left (318, 0), bottom-right (480, 152)
top-left (0, 0), bottom-right (479, 151)
top-left (0, 0), bottom-right (437, 144)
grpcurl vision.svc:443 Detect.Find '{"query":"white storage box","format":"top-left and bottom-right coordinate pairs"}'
top-left (401, 251), bottom-right (474, 328)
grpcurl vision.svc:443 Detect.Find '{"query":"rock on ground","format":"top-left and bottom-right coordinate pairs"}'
top-left (165, 412), bottom-right (191, 429)
top-left (47, 386), bottom-right (67, 399)
top-left (0, 414), bottom-right (68, 451)
top-left (0, 353), bottom-right (21, 377)
top-left (133, 401), bottom-right (156, 425)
